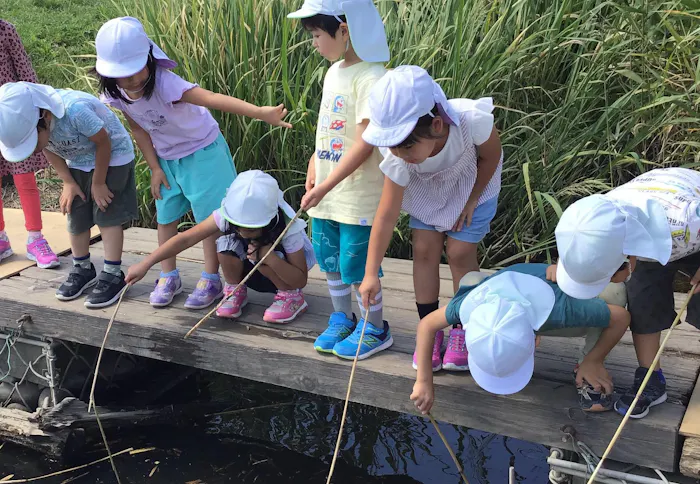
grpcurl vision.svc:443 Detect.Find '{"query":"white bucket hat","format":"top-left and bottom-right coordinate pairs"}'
top-left (460, 272), bottom-right (555, 395)
top-left (220, 170), bottom-right (302, 231)
top-left (287, 0), bottom-right (390, 63)
top-left (555, 194), bottom-right (670, 299)
top-left (0, 82), bottom-right (65, 162)
top-left (362, 65), bottom-right (459, 147)
top-left (95, 17), bottom-right (177, 79)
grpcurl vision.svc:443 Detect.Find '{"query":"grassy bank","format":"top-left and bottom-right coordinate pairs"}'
top-left (12, 0), bottom-right (700, 267)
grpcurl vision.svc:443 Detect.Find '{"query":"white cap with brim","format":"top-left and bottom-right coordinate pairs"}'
top-left (362, 66), bottom-right (460, 147)
top-left (95, 17), bottom-right (177, 79)
top-left (220, 170), bottom-right (306, 233)
top-left (0, 82), bottom-right (65, 163)
top-left (460, 272), bottom-right (555, 395)
top-left (287, 0), bottom-right (390, 63)
top-left (555, 194), bottom-right (671, 299)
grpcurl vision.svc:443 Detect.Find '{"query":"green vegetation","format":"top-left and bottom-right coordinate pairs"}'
top-left (17, 0), bottom-right (700, 266)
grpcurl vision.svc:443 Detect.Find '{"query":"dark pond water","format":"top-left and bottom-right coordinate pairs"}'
top-left (0, 363), bottom-right (550, 483)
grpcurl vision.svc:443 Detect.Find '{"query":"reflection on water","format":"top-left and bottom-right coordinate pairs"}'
top-left (0, 372), bottom-right (550, 483)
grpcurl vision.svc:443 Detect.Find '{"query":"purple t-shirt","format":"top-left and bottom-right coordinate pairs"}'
top-left (101, 68), bottom-right (220, 160)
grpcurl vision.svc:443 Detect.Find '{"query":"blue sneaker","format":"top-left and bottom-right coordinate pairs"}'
top-left (332, 320), bottom-right (393, 360)
top-left (314, 312), bottom-right (356, 353)
top-left (614, 367), bottom-right (667, 419)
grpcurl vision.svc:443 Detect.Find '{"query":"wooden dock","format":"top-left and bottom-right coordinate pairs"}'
top-left (1, 218), bottom-right (699, 473)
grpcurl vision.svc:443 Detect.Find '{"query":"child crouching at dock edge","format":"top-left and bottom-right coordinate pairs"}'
top-left (411, 263), bottom-right (631, 414)
top-left (126, 170), bottom-right (316, 324)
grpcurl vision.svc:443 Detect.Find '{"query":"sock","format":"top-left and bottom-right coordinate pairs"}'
top-left (160, 269), bottom-right (179, 278)
top-left (0, 230), bottom-right (7, 241)
top-left (27, 231), bottom-right (42, 243)
top-left (103, 259), bottom-right (122, 276)
top-left (73, 254), bottom-right (91, 270)
top-left (417, 301), bottom-right (439, 320)
top-left (355, 285), bottom-right (383, 328)
top-left (201, 271), bottom-right (220, 282)
top-left (326, 272), bottom-right (352, 318)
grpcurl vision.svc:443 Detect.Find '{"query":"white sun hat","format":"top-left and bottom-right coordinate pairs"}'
top-left (95, 17), bottom-right (177, 79)
top-left (287, 0), bottom-right (390, 63)
top-left (555, 194), bottom-right (670, 299)
top-left (220, 170), bottom-right (302, 230)
top-left (362, 65), bottom-right (460, 147)
top-left (460, 271), bottom-right (555, 395)
top-left (0, 82), bottom-right (65, 162)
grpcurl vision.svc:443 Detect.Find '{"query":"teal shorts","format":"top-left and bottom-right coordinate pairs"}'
top-left (155, 133), bottom-right (237, 224)
top-left (311, 218), bottom-right (383, 285)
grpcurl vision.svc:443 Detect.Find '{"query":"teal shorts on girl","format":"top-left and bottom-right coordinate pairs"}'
top-left (409, 196), bottom-right (499, 244)
top-left (311, 218), bottom-right (383, 285)
top-left (155, 132), bottom-right (237, 224)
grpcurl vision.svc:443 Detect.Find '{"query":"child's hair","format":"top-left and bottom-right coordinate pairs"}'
top-left (301, 14), bottom-right (347, 37)
top-left (92, 47), bottom-right (157, 105)
top-left (37, 109), bottom-right (48, 130)
top-left (223, 207), bottom-right (287, 256)
top-left (390, 105), bottom-right (441, 149)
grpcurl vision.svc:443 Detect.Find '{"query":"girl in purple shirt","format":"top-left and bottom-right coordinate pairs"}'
top-left (94, 17), bottom-right (291, 310)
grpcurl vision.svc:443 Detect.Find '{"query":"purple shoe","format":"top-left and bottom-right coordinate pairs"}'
top-left (150, 273), bottom-right (183, 307)
top-left (184, 274), bottom-right (223, 310)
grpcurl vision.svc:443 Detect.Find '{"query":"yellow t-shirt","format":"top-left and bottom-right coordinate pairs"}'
top-left (309, 61), bottom-right (387, 226)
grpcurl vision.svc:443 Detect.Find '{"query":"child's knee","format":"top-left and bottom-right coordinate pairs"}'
top-left (413, 238), bottom-right (439, 263)
top-left (608, 304), bottom-right (631, 328)
top-left (459, 271), bottom-right (488, 287)
top-left (445, 241), bottom-right (476, 265)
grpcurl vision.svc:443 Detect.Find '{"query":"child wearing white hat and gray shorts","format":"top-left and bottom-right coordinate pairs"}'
top-left (410, 263), bottom-right (631, 414)
top-left (358, 66), bottom-right (503, 372)
top-left (555, 167), bottom-right (700, 418)
top-left (93, 17), bottom-right (291, 312)
top-left (0, 82), bottom-right (137, 309)
top-left (288, 0), bottom-right (393, 360)
top-left (126, 170), bottom-right (315, 324)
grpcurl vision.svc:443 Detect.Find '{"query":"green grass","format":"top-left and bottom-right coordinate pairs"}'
top-left (14, 0), bottom-right (700, 267)
top-left (3, 0), bottom-right (133, 87)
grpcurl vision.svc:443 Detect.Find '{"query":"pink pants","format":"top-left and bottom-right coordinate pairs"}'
top-left (0, 172), bottom-right (42, 232)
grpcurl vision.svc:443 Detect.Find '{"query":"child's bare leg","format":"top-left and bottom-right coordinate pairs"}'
top-left (99, 225), bottom-right (123, 263)
top-left (412, 229), bottom-right (444, 311)
top-left (219, 252), bottom-right (244, 285)
top-left (69, 230), bottom-right (91, 259)
top-left (203, 234), bottom-right (221, 275)
top-left (632, 332), bottom-right (662, 370)
top-left (158, 221), bottom-right (178, 272)
top-left (445, 238), bottom-right (479, 294)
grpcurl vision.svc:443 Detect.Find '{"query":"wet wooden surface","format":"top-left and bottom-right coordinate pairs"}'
top-left (0, 227), bottom-right (698, 471)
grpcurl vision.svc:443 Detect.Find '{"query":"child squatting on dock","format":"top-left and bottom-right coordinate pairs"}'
top-left (94, 17), bottom-right (291, 312)
top-left (288, 0), bottom-right (395, 360)
top-left (358, 66), bottom-right (503, 373)
top-left (126, 170), bottom-right (316, 324)
top-left (411, 264), bottom-right (631, 414)
top-left (0, 82), bottom-right (138, 309)
top-left (554, 167), bottom-right (700, 419)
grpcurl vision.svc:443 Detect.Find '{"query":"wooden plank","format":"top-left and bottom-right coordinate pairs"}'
top-left (681, 378), bottom-right (700, 438)
top-left (0, 209), bottom-right (98, 279)
top-left (680, 437), bottom-right (700, 477)
top-left (0, 277), bottom-right (683, 471)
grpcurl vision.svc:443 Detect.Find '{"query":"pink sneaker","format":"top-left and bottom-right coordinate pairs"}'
top-left (216, 284), bottom-right (248, 319)
top-left (0, 235), bottom-right (13, 262)
top-left (26, 237), bottom-right (59, 269)
top-left (263, 289), bottom-right (308, 324)
top-left (443, 324), bottom-right (469, 371)
top-left (413, 330), bottom-right (444, 372)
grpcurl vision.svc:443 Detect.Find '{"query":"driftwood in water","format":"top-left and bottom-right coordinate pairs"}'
top-left (0, 397), bottom-right (202, 459)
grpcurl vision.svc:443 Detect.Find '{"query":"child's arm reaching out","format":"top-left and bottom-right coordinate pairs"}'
top-left (126, 215), bottom-right (221, 284)
top-left (411, 307), bottom-right (450, 415)
top-left (301, 121), bottom-right (374, 210)
top-left (180, 87), bottom-right (292, 129)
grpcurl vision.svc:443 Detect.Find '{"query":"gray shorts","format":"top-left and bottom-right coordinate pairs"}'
top-left (627, 252), bottom-right (700, 334)
top-left (67, 161), bottom-right (138, 235)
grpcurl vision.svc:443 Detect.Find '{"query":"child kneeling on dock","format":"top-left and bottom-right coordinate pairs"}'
top-left (126, 170), bottom-right (315, 323)
top-left (411, 263), bottom-right (630, 414)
